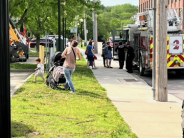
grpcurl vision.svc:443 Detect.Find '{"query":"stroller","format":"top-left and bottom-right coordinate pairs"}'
top-left (46, 51), bottom-right (66, 89)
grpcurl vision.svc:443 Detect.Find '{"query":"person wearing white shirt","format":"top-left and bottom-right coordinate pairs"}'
top-left (33, 58), bottom-right (45, 83)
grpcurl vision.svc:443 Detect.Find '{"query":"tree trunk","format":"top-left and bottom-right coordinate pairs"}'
top-left (36, 35), bottom-right (40, 52)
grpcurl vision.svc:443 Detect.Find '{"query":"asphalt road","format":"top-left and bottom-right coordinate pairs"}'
top-left (132, 69), bottom-right (184, 100)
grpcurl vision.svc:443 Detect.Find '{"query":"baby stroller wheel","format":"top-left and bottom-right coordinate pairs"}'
top-left (46, 80), bottom-right (49, 86)
top-left (50, 79), bottom-right (56, 89)
top-left (50, 82), bottom-right (56, 89)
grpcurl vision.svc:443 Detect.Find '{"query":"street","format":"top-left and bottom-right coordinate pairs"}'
top-left (132, 69), bottom-right (184, 100)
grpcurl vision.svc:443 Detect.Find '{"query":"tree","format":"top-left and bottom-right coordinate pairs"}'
top-left (96, 4), bottom-right (138, 40)
top-left (9, 0), bottom-right (100, 51)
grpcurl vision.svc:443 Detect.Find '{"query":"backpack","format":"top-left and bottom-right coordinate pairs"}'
top-left (102, 46), bottom-right (108, 55)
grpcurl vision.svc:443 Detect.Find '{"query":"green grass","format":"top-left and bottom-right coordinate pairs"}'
top-left (29, 51), bottom-right (39, 56)
top-left (11, 57), bottom-right (138, 138)
top-left (29, 47), bottom-right (39, 56)
top-left (10, 63), bottom-right (35, 70)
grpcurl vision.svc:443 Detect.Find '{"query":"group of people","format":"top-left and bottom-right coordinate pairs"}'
top-left (115, 41), bottom-right (134, 73)
top-left (33, 38), bottom-right (134, 94)
top-left (101, 40), bottom-right (134, 73)
top-left (33, 40), bottom-right (81, 94)
top-left (102, 41), bottom-right (113, 68)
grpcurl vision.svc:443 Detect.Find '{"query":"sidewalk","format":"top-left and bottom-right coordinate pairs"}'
top-left (80, 47), bottom-right (182, 138)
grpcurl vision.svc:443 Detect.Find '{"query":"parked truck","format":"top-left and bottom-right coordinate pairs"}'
top-left (120, 8), bottom-right (184, 76)
top-left (9, 18), bottom-right (29, 62)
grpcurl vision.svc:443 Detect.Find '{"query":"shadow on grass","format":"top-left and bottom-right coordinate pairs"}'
top-left (14, 87), bottom-right (25, 95)
top-left (11, 121), bottom-right (36, 137)
top-left (76, 89), bottom-right (108, 100)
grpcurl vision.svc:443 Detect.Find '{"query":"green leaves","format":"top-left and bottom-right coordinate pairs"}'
top-left (9, 0), bottom-right (96, 36)
top-left (97, 4), bottom-right (138, 40)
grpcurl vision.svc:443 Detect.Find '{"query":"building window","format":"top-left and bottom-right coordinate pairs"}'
top-left (175, 0), bottom-right (177, 2)
top-left (151, 0), bottom-right (152, 8)
top-left (171, 0), bottom-right (173, 3)
top-left (147, 1), bottom-right (148, 9)
top-left (168, 0), bottom-right (169, 4)
top-left (139, 5), bottom-right (141, 12)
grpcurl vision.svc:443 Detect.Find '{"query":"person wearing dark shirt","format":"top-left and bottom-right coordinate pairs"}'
top-left (102, 40), bottom-right (107, 67)
top-left (119, 31), bottom-right (123, 39)
top-left (115, 41), bottom-right (125, 69)
top-left (125, 44), bottom-right (134, 73)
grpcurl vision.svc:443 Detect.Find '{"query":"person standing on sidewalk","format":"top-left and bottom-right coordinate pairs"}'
top-left (125, 43), bottom-right (134, 73)
top-left (61, 40), bottom-right (81, 93)
top-left (101, 40), bottom-right (107, 67)
top-left (86, 41), bottom-right (97, 69)
top-left (115, 41), bottom-right (125, 69)
top-left (105, 42), bottom-right (113, 68)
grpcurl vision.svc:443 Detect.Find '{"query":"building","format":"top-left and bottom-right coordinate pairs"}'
top-left (139, 0), bottom-right (153, 12)
top-left (139, 0), bottom-right (184, 29)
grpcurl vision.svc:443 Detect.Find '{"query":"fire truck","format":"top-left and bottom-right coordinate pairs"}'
top-left (123, 8), bottom-right (184, 76)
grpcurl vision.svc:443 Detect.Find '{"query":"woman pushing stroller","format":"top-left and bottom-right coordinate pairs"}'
top-left (61, 40), bottom-right (81, 93)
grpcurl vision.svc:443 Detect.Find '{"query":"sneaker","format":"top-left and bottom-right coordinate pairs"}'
top-left (63, 83), bottom-right (70, 90)
top-left (69, 91), bottom-right (75, 93)
top-left (92, 67), bottom-right (98, 69)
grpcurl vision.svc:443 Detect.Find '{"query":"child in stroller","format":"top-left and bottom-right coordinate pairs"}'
top-left (46, 52), bottom-right (66, 89)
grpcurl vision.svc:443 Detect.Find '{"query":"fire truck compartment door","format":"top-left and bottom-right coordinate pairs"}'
top-left (169, 36), bottom-right (183, 54)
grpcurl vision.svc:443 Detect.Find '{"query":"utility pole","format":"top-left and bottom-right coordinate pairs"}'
top-left (155, 0), bottom-right (168, 101)
top-left (58, 0), bottom-right (61, 51)
top-left (0, 0), bottom-right (11, 137)
top-left (152, 0), bottom-right (156, 99)
top-left (84, 11), bottom-right (87, 46)
top-left (93, 0), bottom-right (98, 53)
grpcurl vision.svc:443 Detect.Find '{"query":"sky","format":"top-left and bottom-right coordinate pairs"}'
top-left (100, 0), bottom-right (138, 6)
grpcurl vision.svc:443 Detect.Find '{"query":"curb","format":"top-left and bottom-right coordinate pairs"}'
top-left (10, 69), bottom-right (34, 72)
top-left (11, 73), bottom-right (34, 96)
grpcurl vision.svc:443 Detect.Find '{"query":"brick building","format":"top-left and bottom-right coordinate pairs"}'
top-left (139, 0), bottom-right (184, 29)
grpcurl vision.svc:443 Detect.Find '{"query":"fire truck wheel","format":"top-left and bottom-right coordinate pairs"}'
top-left (139, 56), bottom-right (145, 76)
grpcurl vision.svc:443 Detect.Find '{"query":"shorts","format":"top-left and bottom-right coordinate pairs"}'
top-left (35, 71), bottom-right (44, 79)
top-left (87, 55), bottom-right (94, 61)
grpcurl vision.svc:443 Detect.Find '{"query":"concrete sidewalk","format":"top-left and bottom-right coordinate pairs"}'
top-left (80, 48), bottom-right (182, 138)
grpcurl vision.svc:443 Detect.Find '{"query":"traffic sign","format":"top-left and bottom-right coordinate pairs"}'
top-left (70, 27), bottom-right (77, 33)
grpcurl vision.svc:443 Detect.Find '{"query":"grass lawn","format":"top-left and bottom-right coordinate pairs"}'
top-left (10, 63), bottom-right (35, 70)
top-left (11, 57), bottom-right (138, 138)
top-left (29, 47), bottom-right (39, 56)
top-left (29, 51), bottom-right (39, 56)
